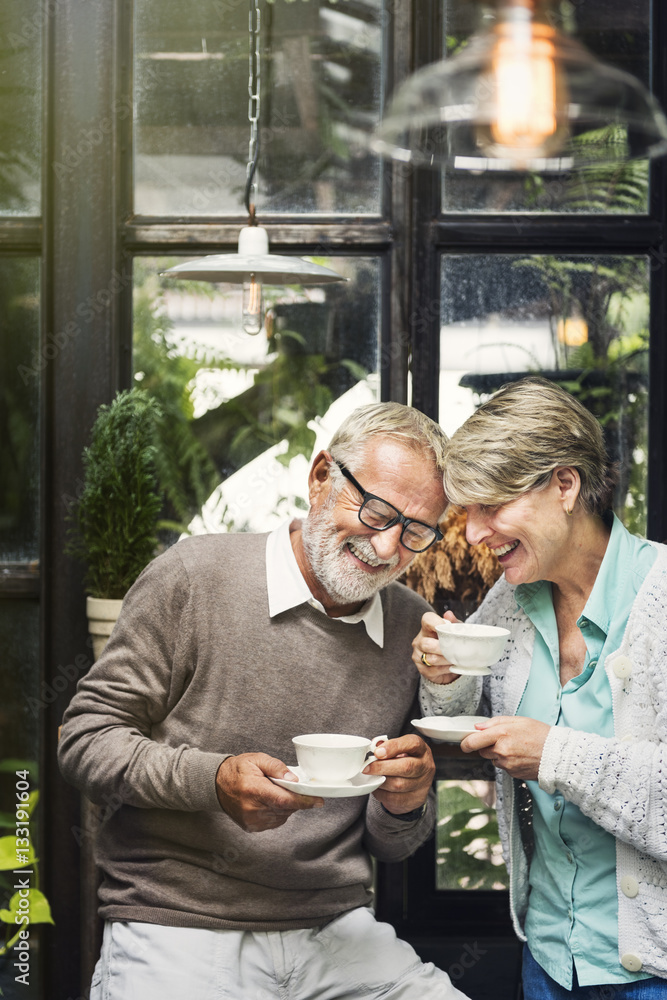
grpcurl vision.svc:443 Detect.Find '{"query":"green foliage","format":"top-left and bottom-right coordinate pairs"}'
top-left (194, 333), bottom-right (367, 480)
top-left (556, 337), bottom-right (649, 533)
top-left (514, 255), bottom-right (647, 363)
top-left (242, 347), bottom-right (334, 467)
top-left (521, 126), bottom-right (649, 215)
top-left (133, 261), bottom-right (229, 523)
top-left (67, 389), bottom-right (164, 599)
top-left (132, 261), bottom-right (370, 529)
top-left (513, 253), bottom-right (649, 530)
top-left (436, 782), bottom-right (507, 891)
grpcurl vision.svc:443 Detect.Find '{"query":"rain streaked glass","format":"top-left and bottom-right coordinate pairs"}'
top-left (439, 253), bottom-right (649, 535)
top-left (133, 0), bottom-right (384, 216)
top-left (439, 0), bottom-right (653, 214)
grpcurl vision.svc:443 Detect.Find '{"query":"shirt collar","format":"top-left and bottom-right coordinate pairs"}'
top-left (265, 519), bottom-right (385, 647)
top-left (514, 512), bottom-right (622, 637)
top-left (578, 512), bottom-right (624, 635)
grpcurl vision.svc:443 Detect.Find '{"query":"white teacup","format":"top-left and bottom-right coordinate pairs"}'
top-left (435, 620), bottom-right (510, 676)
top-left (292, 733), bottom-right (388, 783)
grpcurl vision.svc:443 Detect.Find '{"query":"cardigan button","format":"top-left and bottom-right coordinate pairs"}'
top-left (620, 875), bottom-right (639, 898)
top-left (620, 953), bottom-right (643, 973)
top-left (612, 655), bottom-right (633, 679)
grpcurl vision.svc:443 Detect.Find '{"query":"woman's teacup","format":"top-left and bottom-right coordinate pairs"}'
top-left (292, 733), bottom-right (387, 783)
top-left (435, 620), bottom-right (510, 676)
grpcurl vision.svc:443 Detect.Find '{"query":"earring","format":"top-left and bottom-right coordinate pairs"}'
top-left (565, 507), bottom-right (573, 516)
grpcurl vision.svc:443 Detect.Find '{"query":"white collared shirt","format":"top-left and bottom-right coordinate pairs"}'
top-left (265, 519), bottom-right (384, 647)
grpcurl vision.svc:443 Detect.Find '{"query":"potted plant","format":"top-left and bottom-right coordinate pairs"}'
top-left (67, 388), bottom-right (164, 659)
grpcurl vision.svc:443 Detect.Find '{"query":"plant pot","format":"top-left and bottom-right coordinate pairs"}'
top-left (86, 596), bottom-right (123, 661)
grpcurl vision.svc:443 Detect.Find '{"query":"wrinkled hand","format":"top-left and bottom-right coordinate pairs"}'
top-left (461, 716), bottom-right (551, 781)
top-left (412, 610), bottom-right (462, 685)
top-left (364, 735), bottom-right (435, 815)
top-left (216, 753), bottom-right (323, 832)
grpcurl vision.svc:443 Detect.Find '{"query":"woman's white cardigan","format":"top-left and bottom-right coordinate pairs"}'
top-left (419, 544), bottom-right (667, 980)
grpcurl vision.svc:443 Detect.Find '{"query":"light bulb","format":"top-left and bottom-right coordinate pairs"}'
top-left (242, 275), bottom-right (263, 335)
top-left (557, 316), bottom-right (588, 347)
top-left (476, 9), bottom-right (570, 164)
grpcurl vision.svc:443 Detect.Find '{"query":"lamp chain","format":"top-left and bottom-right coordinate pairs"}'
top-left (244, 0), bottom-right (261, 220)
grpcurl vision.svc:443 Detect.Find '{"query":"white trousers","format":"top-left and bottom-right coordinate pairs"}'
top-left (89, 907), bottom-right (469, 1000)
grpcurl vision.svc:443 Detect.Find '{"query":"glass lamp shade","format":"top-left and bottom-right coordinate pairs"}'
top-left (371, 5), bottom-right (667, 172)
top-left (161, 227), bottom-right (346, 285)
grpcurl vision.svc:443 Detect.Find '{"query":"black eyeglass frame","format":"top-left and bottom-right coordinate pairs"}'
top-left (333, 460), bottom-right (443, 553)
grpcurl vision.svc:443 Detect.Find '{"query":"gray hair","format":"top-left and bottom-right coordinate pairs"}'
top-left (328, 401), bottom-right (448, 477)
top-left (443, 377), bottom-right (614, 516)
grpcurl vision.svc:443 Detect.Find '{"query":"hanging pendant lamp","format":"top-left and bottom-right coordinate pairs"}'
top-left (162, 0), bottom-right (345, 335)
top-left (164, 226), bottom-right (345, 336)
top-left (371, 0), bottom-right (667, 173)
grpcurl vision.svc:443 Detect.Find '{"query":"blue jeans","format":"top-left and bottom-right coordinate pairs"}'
top-left (522, 946), bottom-right (667, 1000)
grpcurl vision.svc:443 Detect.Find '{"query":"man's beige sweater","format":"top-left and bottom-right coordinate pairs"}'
top-left (58, 532), bottom-right (435, 930)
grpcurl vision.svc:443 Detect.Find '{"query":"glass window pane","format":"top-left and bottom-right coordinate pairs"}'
top-left (133, 255), bottom-right (380, 534)
top-left (439, 254), bottom-right (649, 535)
top-left (437, 779), bottom-right (507, 890)
top-left (134, 0), bottom-right (383, 216)
top-left (0, 600), bottom-right (43, 1000)
top-left (442, 1), bottom-right (651, 214)
top-left (0, 259), bottom-right (41, 561)
top-left (0, 3), bottom-right (42, 214)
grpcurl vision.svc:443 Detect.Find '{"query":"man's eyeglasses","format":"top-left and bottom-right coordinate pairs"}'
top-left (333, 460), bottom-right (443, 553)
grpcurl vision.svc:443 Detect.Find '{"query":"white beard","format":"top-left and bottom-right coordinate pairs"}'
top-left (301, 503), bottom-right (404, 605)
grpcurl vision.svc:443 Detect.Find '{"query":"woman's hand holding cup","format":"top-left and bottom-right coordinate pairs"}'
top-left (412, 610), bottom-right (462, 685)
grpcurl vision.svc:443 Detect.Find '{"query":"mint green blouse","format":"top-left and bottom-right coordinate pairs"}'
top-left (516, 514), bottom-right (656, 988)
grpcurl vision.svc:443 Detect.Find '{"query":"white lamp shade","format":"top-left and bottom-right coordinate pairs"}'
top-left (162, 227), bottom-right (347, 285)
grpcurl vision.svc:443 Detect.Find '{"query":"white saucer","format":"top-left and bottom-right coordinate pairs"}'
top-left (412, 716), bottom-right (488, 742)
top-left (270, 766), bottom-right (386, 798)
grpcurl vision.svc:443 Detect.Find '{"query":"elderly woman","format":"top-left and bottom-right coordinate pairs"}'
top-left (414, 378), bottom-right (667, 999)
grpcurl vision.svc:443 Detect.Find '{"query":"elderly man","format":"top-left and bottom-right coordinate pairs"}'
top-left (58, 402), bottom-right (468, 1000)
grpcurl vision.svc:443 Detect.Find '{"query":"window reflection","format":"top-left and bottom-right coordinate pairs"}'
top-left (133, 256), bottom-right (380, 534)
top-left (439, 254), bottom-right (649, 535)
top-left (437, 779), bottom-right (507, 891)
top-left (441, 0), bottom-right (651, 214)
top-left (134, 0), bottom-right (383, 216)
top-left (0, 259), bottom-right (41, 561)
top-left (0, 3), bottom-right (42, 215)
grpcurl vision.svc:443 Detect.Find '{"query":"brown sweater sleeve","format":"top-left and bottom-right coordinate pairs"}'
top-left (58, 546), bottom-right (225, 814)
top-left (363, 790), bottom-right (436, 863)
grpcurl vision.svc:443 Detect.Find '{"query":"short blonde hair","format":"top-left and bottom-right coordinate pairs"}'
top-left (443, 378), bottom-right (614, 516)
top-left (328, 401), bottom-right (448, 475)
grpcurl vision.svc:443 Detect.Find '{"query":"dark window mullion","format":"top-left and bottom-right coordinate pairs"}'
top-left (430, 215), bottom-right (663, 254)
top-left (647, 0), bottom-right (667, 542)
top-left (0, 220), bottom-right (42, 251)
top-left (123, 220), bottom-right (393, 254)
